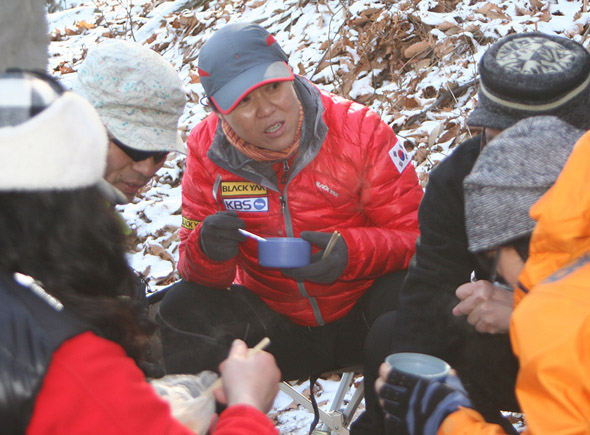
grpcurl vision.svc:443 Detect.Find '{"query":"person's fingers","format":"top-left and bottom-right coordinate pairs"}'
top-left (282, 260), bottom-right (325, 279)
top-left (451, 302), bottom-right (464, 317)
top-left (299, 231), bottom-right (331, 247)
top-left (227, 339), bottom-right (248, 358)
top-left (375, 376), bottom-right (385, 400)
top-left (378, 362), bottom-right (391, 379)
top-left (456, 280), bottom-right (498, 316)
top-left (457, 280), bottom-right (496, 299)
top-left (473, 301), bottom-right (512, 333)
top-left (375, 377), bottom-right (385, 407)
top-left (208, 413), bottom-right (219, 434)
top-left (453, 293), bottom-right (481, 316)
top-left (455, 282), bottom-right (477, 300)
top-left (475, 320), bottom-right (490, 333)
top-left (213, 386), bottom-right (228, 404)
top-left (466, 303), bottom-right (481, 327)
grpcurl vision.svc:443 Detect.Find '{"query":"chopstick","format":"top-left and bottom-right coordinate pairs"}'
top-left (238, 228), bottom-right (267, 242)
top-left (202, 337), bottom-right (271, 396)
top-left (321, 230), bottom-right (341, 260)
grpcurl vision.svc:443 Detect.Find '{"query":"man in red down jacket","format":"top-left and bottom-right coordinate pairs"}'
top-left (157, 22), bottom-right (423, 383)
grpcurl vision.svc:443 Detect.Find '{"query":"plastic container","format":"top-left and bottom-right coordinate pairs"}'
top-left (385, 352), bottom-right (450, 381)
top-left (258, 237), bottom-right (311, 268)
top-left (149, 371), bottom-right (218, 434)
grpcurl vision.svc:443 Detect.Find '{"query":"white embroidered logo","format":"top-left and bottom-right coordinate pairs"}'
top-left (315, 181), bottom-right (339, 197)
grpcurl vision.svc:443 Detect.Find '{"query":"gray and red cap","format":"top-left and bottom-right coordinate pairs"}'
top-left (198, 22), bottom-right (294, 114)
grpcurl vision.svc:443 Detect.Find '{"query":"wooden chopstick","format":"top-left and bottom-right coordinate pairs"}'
top-left (202, 337), bottom-right (271, 396)
top-left (321, 230), bottom-right (341, 260)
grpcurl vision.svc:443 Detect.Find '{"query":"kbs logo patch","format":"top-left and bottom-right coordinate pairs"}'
top-left (223, 197), bottom-right (269, 212)
top-left (221, 181), bottom-right (267, 197)
top-left (182, 216), bottom-right (200, 230)
top-left (220, 181), bottom-right (269, 212)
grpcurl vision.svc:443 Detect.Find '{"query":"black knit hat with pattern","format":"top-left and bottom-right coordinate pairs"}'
top-left (467, 32), bottom-right (590, 130)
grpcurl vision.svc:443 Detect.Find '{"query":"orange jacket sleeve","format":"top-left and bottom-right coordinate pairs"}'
top-left (438, 408), bottom-right (508, 435)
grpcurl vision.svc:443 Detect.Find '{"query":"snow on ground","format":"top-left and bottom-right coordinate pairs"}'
top-left (47, 0), bottom-right (590, 432)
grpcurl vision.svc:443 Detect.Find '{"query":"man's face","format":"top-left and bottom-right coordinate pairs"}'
top-left (104, 141), bottom-right (167, 201)
top-left (220, 81), bottom-right (300, 151)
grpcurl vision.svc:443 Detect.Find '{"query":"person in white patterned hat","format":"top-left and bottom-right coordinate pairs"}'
top-left (0, 69), bottom-right (280, 435)
top-left (71, 39), bottom-right (187, 203)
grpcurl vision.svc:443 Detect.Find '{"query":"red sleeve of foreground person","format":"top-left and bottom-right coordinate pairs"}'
top-left (27, 332), bottom-right (277, 435)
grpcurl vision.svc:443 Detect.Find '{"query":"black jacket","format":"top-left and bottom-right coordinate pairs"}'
top-left (390, 135), bottom-right (484, 362)
top-left (0, 273), bottom-right (88, 434)
top-left (389, 134), bottom-right (521, 428)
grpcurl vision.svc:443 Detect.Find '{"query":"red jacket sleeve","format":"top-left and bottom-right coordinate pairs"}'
top-left (178, 114), bottom-right (238, 287)
top-left (28, 332), bottom-right (195, 434)
top-left (438, 408), bottom-right (508, 435)
top-left (330, 98), bottom-right (422, 280)
top-left (28, 332), bottom-right (277, 435)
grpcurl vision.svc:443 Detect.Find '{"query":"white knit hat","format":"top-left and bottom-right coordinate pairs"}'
top-left (0, 70), bottom-right (123, 202)
top-left (71, 39), bottom-right (187, 154)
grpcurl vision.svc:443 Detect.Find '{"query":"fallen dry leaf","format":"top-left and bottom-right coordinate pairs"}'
top-left (436, 21), bottom-right (457, 31)
top-left (146, 244), bottom-right (176, 266)
top-left (404, 40), bottom-right (431, 59)
top-left (76, 20), bottom-right (95, 30)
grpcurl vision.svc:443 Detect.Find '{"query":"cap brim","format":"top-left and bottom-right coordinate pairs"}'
top-left (466, 104), bottom-right (522, 131)
top-left (211, 61), bottom-right (294, 114)
top-left (102, 115), bottom-right (187, 155)
top-left (465, 187), bottom-right (537, 253)
top-left (173, 133), bottom-right (187, 154)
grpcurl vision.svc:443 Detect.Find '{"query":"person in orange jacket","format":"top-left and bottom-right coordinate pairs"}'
top-left (351, 32), bottom-right (590, 435)
top-left (375, 115), bottom-right (590, 434)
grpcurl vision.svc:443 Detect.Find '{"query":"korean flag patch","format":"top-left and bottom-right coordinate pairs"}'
top-left (388, 140), bottom-right (411, 173)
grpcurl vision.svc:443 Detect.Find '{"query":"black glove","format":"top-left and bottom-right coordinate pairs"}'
top-left (379, 370), bottom-right (472, 435)
top-left (199, 211), bottom-right (246, 262)
top-left (281, 231), bottom-right (348, 283)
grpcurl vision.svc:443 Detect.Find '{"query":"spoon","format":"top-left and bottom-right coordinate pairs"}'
top-left (238, 228), bottom-right (267, 242)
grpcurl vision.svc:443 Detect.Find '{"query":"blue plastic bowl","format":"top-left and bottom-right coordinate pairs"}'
top-left (258, 237), bottom-right (311, 268)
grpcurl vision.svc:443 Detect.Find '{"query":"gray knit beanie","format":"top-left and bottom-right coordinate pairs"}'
top-left (465, 116), bottom-right (584, 253)
top-left (467, 32), bottom-right (590, 131)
